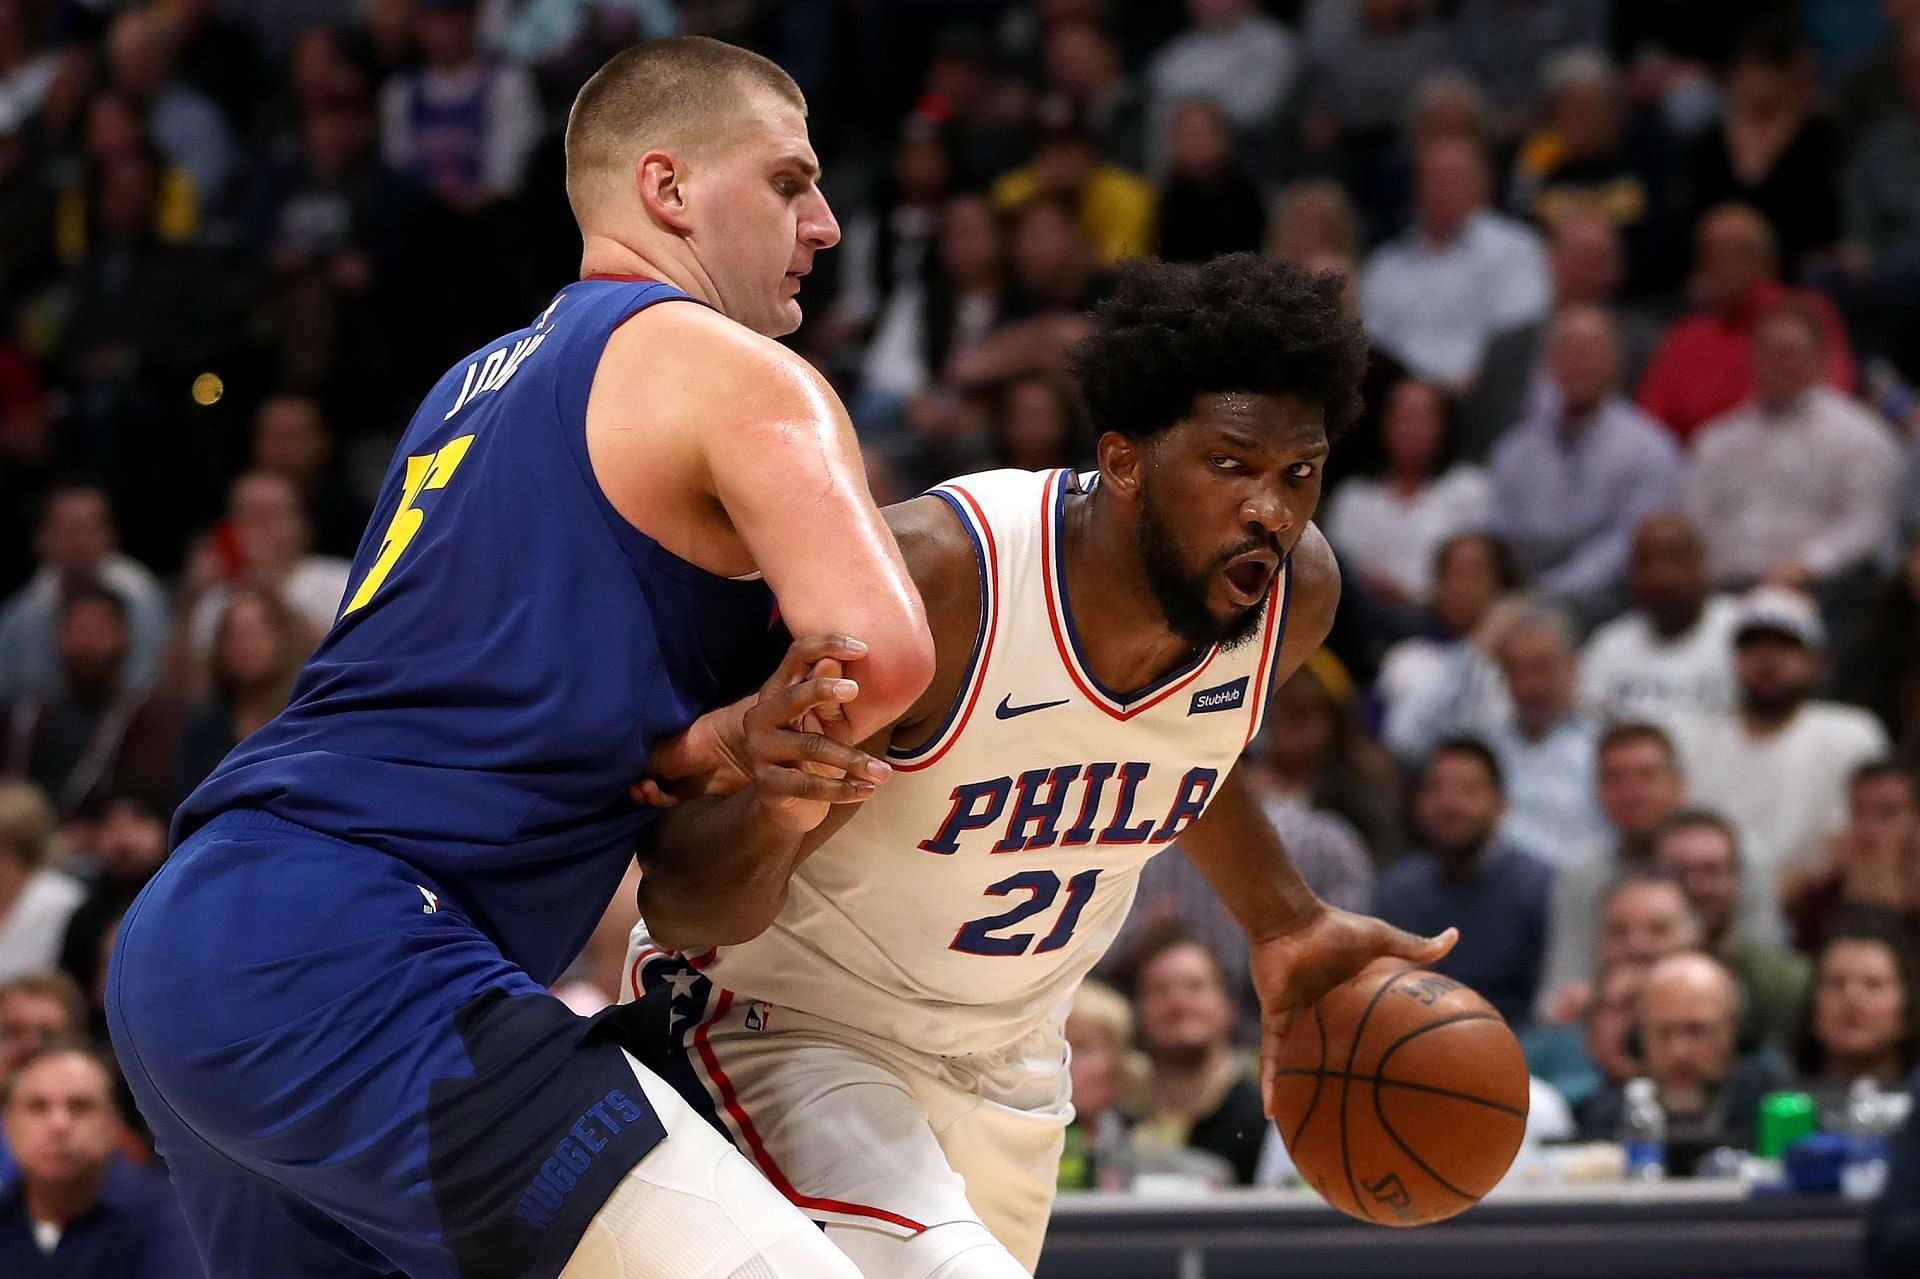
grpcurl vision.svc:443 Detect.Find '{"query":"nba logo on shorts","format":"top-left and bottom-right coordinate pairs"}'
top-left (417, 886), bottom-right (440, 914)
top-left (744, 1002), bottom-right (772, 1033)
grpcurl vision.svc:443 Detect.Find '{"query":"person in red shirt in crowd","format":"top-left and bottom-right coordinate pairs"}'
top-left (1636, 202), bottom-right (1854, 444)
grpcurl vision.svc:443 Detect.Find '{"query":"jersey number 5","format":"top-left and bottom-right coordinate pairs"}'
top-left (342, 435), bottom-right (476, 616)
top-left (951, 869), bottom-right (1102, 957)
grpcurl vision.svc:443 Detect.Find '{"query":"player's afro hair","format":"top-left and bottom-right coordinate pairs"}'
top-left (1069, 253), bottom-right (1368, 442)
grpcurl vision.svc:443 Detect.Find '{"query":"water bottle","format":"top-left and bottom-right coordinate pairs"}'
top-left (1092, 1108), bottom-right (1136, 1191)
top-left (1621, 1077), bottom-right (1667, 1182)
top-left (1841, 1078), bottom-right (1891, 1202)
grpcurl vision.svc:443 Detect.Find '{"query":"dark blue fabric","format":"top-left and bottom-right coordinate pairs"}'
top-left (107, 812), bottom-right (665, 1279)
top-left (1371, 841), bottom-right (1552, 1028)
top-left (174, 278), bottom-right (778, 985)
top-left (0, 1156), bottom-right (203, 1279)
top-left (1867, 1064), bottom-right (1920, 1278)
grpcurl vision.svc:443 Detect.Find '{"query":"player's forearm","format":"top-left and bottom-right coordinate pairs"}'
top-left (1179, 772), bottom-right (1327, 944)
top-left (635, 792), bottom-right (806, 951)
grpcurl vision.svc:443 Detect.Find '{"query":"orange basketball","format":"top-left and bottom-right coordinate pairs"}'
top-left (1269, 960), bottom-right (1530, 1226)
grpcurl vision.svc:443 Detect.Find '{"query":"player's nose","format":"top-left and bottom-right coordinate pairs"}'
top-left (801, 189), bottom-right (840, 251)
top-left (1241, 487), bottom-right (1294, 537)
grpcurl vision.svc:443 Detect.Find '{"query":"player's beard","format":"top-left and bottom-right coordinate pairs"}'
top-left (1136, 482), bottom-right (1268, 652)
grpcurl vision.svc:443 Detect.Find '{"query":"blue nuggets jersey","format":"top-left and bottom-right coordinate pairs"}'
top-left (178, 278), bottom-right (778, 984)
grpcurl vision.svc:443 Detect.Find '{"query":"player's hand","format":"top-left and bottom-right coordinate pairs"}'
top-left (634, 635), bottom-right (889, 828)
top-left (1249, 908), bottom-right (1457, 1119)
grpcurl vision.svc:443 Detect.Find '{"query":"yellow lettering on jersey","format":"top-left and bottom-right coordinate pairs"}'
top-left (341, 434), bottom-right (476, 616)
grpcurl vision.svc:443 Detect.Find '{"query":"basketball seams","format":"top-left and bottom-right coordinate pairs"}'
top-left (1287, 1002), bottom-right (1329, 1149)
top-left (1370, 1081), bottom-right (1479, 1207)
top-left (1336, 964), bottom-right (1415, 1222)
top-left (1269, 1069), bottom-right (1528, 1119)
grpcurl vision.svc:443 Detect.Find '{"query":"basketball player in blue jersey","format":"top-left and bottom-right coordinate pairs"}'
top-left (623, 255), bottom-right (1458, 1278)
top-left (104, 38), bottom-right (932, 1279)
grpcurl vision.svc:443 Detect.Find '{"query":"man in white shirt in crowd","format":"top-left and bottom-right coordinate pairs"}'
top-left (1147, 0), bottom-right (1299, 173)
top-left (1677, 587), bottom-right (1891, 941)
top-left (184, 471), bottom-right (352, 665)
top-left (1538, 722), bottom-right (1687, 1018)
top-left (1489, 304), bottom-right (1681, 626)
top-left (1391, 597), bottom-right (1606, 866)
top-left (1686, 300), bottom-right (1900, 598)
top-left (1581, 511), bottom-right (1739, 729)
top-left (0, 485), bottom-right (168, 705)
top-left (1360, 135), bottom-right (1550, 390)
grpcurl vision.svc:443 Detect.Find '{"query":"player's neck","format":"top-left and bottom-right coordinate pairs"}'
top-left (578, 236), bottom-right (712, 308)
top-left (1061, 486), bottom-right (1206, 692)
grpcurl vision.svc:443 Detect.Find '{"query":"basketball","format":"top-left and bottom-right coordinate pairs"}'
top-left (1269, 960), bottom-right (1530, 1226)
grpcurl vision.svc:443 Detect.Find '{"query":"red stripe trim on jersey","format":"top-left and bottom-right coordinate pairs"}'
top-left (627, 945), bottom-right (666, 1000)
top-left (1242, 565), bottom-right (1289, 746)
top-left (692, 989), bottom-right (930, 1234)
top-left (890, 484), bottom-right (1001, 773)
top-left (581, 273), bottom-right (667, 283)
top-left (1039, 470), bottom-right (1221, 722)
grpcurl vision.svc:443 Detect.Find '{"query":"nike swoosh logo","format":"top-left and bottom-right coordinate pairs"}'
top-left (996, 694), bottom-right (1069, 720)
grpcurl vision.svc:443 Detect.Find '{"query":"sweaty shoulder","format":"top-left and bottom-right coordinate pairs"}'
top-left (883, 494), bottom-right (985, 744)
top-left (585, 300), bottom-right (845, 573)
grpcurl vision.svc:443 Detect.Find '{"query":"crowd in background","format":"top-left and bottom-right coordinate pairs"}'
top-left (4, 0), bottom-right (1920, 1270)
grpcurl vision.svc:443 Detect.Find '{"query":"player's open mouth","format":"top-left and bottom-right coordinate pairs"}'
top-left (1222, 553), bottom-right (1275, 606)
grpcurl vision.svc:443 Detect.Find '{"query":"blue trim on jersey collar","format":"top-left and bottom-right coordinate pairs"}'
top-left (887, 489), bottom-right (990, 761)
top-left (1050, 470), bottom-right (1214, 708)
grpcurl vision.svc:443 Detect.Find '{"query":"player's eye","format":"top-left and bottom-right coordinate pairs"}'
top-left (1208, 454), bottom-right (1243, 473)
top-left (1289, 462), bottom-right (1318, 480)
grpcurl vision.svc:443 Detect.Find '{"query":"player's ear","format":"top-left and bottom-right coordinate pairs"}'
top-left (1097, 431), bottom-right (1144, 501)
top-left (637, 150), bottom-right (694, 234)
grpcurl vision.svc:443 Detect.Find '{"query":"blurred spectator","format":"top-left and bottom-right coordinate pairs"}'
top-left (1600, 873), bottom-right (1705, 969)
top-left (160, 0), bottom-right (266, 131)
top-left (1656, 809), bottom-right (1811, 1047)
top-left (1509, 50), bottom-right (1681, 292)
top-left (104, 7), bottom-right (235, 207)
top-left (1373, 737), bottom-right (1552, 1026)
top-left (0, 781), bottom-right (78, 982)
top-left (246, 88), bottom-right (417, 412)
top-left (1391, 599), bottom-right (1606, 865)
top-left (0, 0), bottom-right (55, 141)
top-left (1683, 24), bottom-right (1842, 276)
top-left (1637, 203), bottom-right (1855, 443)
top-left (0, 1042), bottom-right (203, 1277)
top-left (1839, 0), bottom-right (1920, 147)
top-left (858, 191), bottom-right (1007, 430)
top-left (255, 23), bottom-right (374, 160)
top-left (182, 471), bottom-right (352, 671)
top-left (0, 484), bottom-right (169, 704)
top-left (1041, 20), bottom-right (1146, 169)
top-left (1266, 178), bottom-right (1360, 268)
top-left (1058, 980), bottom-right (1141, 1190)
top-left (1460, 212), bottom-right (1662, 460)
top-left (56, 786), bottom-right (167, 1000)
top-left (1792, 909), bottom-right (1919, 1122)
top-left (1252, 654), bottom-right (1404, 866)
top-left (0, 104), bottom-right (56, 323)
top-left (379, 0), bottom-right (539, 213)
top-left (1788, 762), bottom-right (1920, 954)
top-left (53, 90), bottom-right (200, 265)
top-left (1296, 0), bottom-right (1451, 168)
top-left (1580, 512), bottom-right (1740, 726)
top-left (1452, 0), bottom-right (1614, 141)
top-left (0, 974), bottom-right (85, 1077)
top-left (1376, 532), bottom-right (1522, 757)
top-left (3, 584), bottom-right (179, 816)
top-left (249, 397), bottom-right (372, 559)
top-left (1129, 932), bottom-right (1264, 1185)
top-left (1324, 376), bottom-right (1489, 613)
top-left (946, 197), bottom-right (1109, 391)
top-left (1841, 25), bottom-right (1920, 379)
top-left (993, 96), bottom-right (1154, 265)
top-left (1678, 587), bottom-right (1891, 940)
top-left (1360, 137), bottom-right (1551, 390)
top-left (1155, 97), bottom-right (1263, 263)
top-left (1529, 957), bottom-right (1652, 1130)
top-left (1686, 303), bottom-right (1899, 606)
top-left (1489, 304), bottom-right (1681, 624)
top-left (1145, 0), bottom-right (1300, 174)
top-left (1856, 541), bottom-right (1920, 767)
top-left (990, 373), bottom-right (1090, 473)
top-left (1581, 951), bottom-right (1793, 1168)
top-left (0, 340), bottom-right (50, 597)
top-left (1539, 723), bottom-right (1688, 1018)
top-left (829, 113), bottom-right (953, 357)
top-left (1867, 1061), bottom-right (1920, 1278)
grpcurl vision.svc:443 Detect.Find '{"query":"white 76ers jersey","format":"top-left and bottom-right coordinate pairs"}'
top-left (693, 468), bottom-right (1292, 1057)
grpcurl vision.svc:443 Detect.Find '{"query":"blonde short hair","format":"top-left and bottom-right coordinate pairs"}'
top-left (0, 781), bottom-right (55, 869)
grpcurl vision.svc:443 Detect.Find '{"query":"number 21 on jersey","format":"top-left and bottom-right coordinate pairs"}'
top-left (342, 435), bottom-right (476, 616)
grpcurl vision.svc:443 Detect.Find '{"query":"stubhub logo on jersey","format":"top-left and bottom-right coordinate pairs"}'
top-left (919, 762), bottom-right (1219, 855)
top-left (1188, 677), bottom-right (1248, 716)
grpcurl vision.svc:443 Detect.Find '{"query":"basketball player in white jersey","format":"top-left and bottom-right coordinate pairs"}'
top-left (619, 255), bottom-right (1456, 1278)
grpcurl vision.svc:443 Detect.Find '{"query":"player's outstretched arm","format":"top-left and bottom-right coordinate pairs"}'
top-left (636, 634), bottom-right (893, 952)
top-left (589, 305), bottom-right (934, 744)
top-left (1174, 527), bottom-right (1455, 1115)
